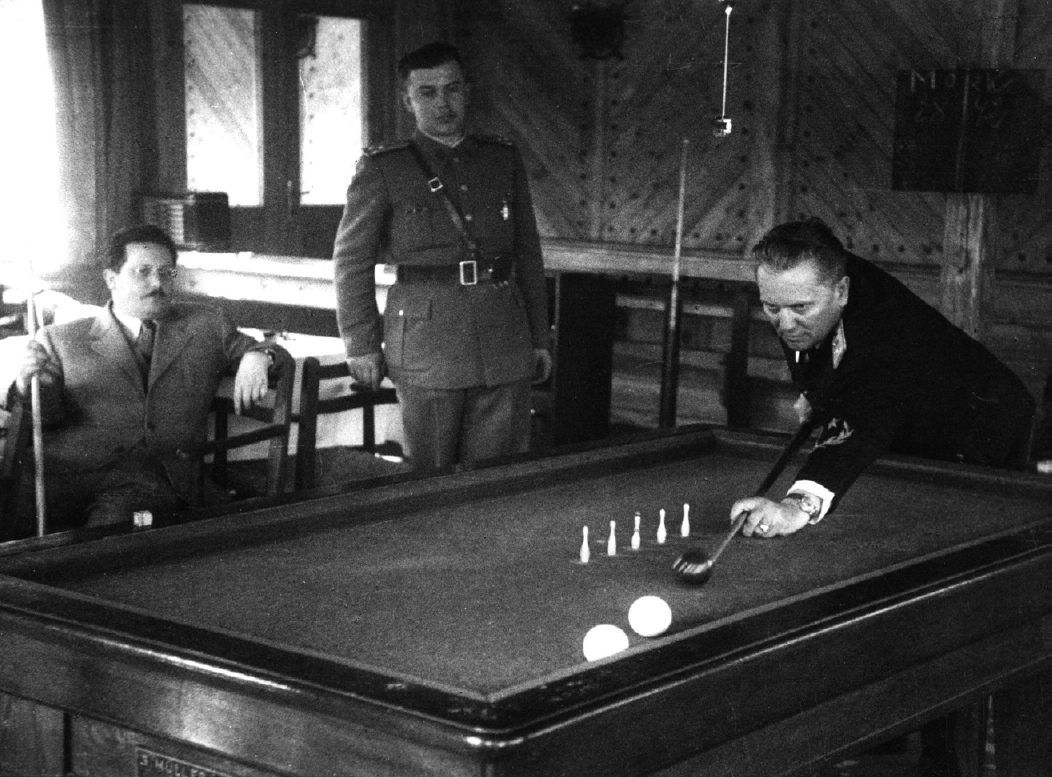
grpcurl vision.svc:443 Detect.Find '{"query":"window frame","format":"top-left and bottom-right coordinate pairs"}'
top-left (159, 0), bottom-right (395, 257)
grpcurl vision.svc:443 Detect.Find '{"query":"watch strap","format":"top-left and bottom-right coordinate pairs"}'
top-left (783, 492), bottom-right (821, 521)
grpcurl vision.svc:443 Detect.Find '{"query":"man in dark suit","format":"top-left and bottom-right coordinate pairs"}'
top-left (728, 218), bottom-right (1036, 777)
top-left (730, 217), bottom-right (1035, 535)
top-left (333, 42), bottom-right (550, 470)
top-left (11, 225), bottom-right (286, 531)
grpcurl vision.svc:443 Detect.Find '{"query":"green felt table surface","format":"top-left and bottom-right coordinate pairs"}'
top-left (51, 452), bottom-right (1047, 696)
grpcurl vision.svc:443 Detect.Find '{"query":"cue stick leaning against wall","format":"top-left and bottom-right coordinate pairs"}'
top-left (658, 138), bottom-right (690, 429)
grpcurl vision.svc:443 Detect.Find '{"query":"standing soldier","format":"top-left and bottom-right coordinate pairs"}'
top-left (333, 42), bottom-right (550, 470)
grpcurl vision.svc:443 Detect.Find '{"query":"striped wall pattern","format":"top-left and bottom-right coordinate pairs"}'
top-left (787, 0), bottom-right (1050, 275)
top-left (453, 0), bottom-right (1049, 277)
top-left (456, 0), bottom-right (776, 253)
top-left (998, 0), bottom-right (1051, 274)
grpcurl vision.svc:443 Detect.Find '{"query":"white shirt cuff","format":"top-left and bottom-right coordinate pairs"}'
top-left (787, 480), bottom-right (835, 523)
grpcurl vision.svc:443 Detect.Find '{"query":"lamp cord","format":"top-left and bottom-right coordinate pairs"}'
top-left (720, 3), bottom-right (732, 118)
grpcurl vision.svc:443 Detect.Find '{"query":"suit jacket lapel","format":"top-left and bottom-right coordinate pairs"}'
top-left (91, 307), bottom-right (145, 395)
top-left (149, 308), bottom-right (193, 389)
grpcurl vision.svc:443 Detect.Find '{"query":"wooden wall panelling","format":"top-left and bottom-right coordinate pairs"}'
top-left (596, 1), bottom-right (771, 254)
top-left (714, 1), bottom-right (785, 252)
top-left (455, 0), bottom-right (784, 259)
top-left (764, 0), bottom-right (802, 229)
top-left (782, 0), bottom-right (1048, 411)
top-left (786, 0), bottom-right (953, 268)
top-left (994, 0), bottom-right (1052, 277)
top-left (447, 0), bottom-right (1048, 437)
top-left (937, 0), bottom-right (1015, 339)
top-left (393, 0), bottom-right (457, 65)
top-left (453, 1), bottom-right (794, 431)
top-left (595, 3), bottom-right (719, 247)
top-left (456, 0), bottom-right (597, 240)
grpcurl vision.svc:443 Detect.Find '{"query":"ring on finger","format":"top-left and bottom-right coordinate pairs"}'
top-left (758, 524), bottom-right (769, 532)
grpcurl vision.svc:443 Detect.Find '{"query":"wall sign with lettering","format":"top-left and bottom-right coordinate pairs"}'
top-left (892, 69), bottom-right (1044, 194)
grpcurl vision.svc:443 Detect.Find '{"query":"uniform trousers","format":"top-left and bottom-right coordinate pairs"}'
top-left (397, 379), bottom-right (531, 470)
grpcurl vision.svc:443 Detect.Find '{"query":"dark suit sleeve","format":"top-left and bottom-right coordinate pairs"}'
top-left (214, 310), bottom-right (279, 374)
top-left (793, 348), bottom-right (912, 507)
top-left (333, 155), bottom-right (388, 358)
top-left (510, 149), bottom-right (550, 350)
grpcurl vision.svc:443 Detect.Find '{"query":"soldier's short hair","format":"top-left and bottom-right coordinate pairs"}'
top-left (397, 42), bottom-right (465, 84)
top-left (752, 217), bottom-right (847, 286)
top-left (102, 224), bottom-right (178, 272)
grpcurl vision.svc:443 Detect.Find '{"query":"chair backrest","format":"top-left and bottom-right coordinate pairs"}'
top-left (188, 353), bottom-right (295, 506)
top-left (0, 400), bottom-right (33, 539)
top-left (295, 356), bottom-right (399, 491)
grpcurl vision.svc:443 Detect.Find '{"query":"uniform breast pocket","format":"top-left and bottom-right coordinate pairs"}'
top-left (473, 193), bottom-right (516, 254)
top-left (397, 201), bottom-right (454, 252)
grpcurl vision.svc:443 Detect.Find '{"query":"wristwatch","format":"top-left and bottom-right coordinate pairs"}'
top-left (782, 492), bottom-right (822, 522)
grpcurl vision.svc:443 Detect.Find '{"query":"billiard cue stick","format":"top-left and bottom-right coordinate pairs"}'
top-left (24, 286), bottom-right (47, 536)
top-left (692, 419), bottom-right (818, 573)
top-left (658, 138), bottom-right (690, 429)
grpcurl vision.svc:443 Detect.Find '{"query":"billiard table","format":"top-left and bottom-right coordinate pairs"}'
top-left (0, 427), bottom-right (1048, 776)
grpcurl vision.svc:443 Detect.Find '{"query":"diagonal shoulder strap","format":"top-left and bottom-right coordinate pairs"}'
top-left (406, 142), bottom-right (478, 253)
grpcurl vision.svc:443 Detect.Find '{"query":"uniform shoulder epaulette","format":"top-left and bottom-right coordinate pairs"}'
top-left (363, 140), bottom-right (410, 157)
top-left (475, 133), bottom-right (515, 147)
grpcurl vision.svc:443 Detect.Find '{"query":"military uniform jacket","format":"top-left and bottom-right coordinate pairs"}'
top-left (31, 302), bottom-right (273, 501)
top-left (787, 254), bottom-right (1035, 507)
top-left (333, 131), bottom-right (549, 389)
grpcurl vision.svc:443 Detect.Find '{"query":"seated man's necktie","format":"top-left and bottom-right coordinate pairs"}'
top-left (136, 319), bottom-right (156, 365)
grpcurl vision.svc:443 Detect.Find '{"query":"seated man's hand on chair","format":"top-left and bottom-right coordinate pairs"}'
top-left (16, 341), bottom-right (61, 396)
top-left (233, 351), bottom-right (271, 414)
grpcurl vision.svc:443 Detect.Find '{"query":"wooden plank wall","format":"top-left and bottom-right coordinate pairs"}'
top-left (450, 0), bottom-right (1049, 278)
top-left (997, 0), bottom-right (1052, 277)
top-left (146, 0), bottom-right (1047, 296)
top-left (456, 0), bottom-right (776, 249)
top-left (434, 0), bottom-right (1049, 433)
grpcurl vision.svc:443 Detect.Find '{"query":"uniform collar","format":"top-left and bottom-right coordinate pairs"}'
top-left (413, 130), bottom-right (474, 161)
top-left (415, 128), bottom-right (467, 149)
top-left (791, 319), bottom-right (846, 369)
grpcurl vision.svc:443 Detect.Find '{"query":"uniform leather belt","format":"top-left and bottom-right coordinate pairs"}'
top-left (396, 256), bottom-right (513, 286)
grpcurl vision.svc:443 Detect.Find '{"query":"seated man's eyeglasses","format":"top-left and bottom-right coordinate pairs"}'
top-left (132, 266), bottom-right (178, 281)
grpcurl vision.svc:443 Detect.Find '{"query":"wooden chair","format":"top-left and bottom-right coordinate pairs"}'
top-left (295, 356), bottom-right (399, 491)
top-left (186, 353), bottom-right (296, 507)
top-left (1, 354), bottom-right (294, 532)
top-left (0, 399), bottom-right (33, 539)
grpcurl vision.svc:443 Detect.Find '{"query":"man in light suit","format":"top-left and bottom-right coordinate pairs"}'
top-left (11, 225), bottom-right (286, 532)
top-left (333, 42), bottom-right (551, 470)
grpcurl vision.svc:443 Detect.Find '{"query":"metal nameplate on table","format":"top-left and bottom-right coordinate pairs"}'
top-left (137, 747), bottom-right (233, 777)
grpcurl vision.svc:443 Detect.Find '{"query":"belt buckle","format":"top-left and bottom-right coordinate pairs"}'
top-left (459, 259), bottom-right (478, 286)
